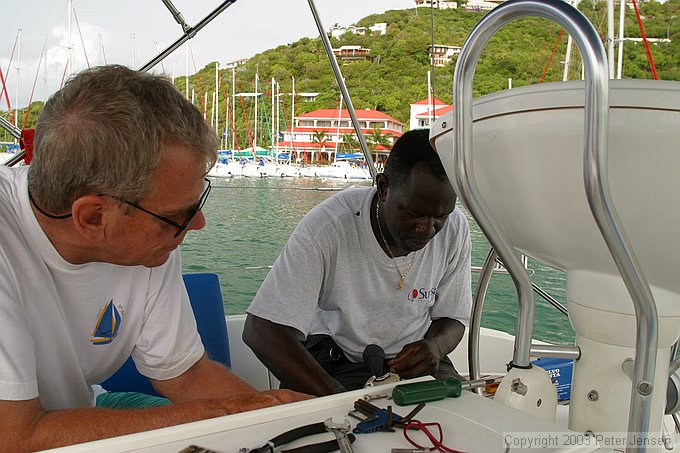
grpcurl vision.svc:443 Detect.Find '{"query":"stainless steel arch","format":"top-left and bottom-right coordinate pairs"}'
top-left (449, 0), bottom-right (658, 447)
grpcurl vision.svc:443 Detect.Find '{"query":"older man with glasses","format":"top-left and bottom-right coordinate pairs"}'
top-left (0, 65), bottom-right (308, 451)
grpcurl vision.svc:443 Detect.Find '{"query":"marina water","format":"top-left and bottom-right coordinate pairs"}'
top-left (182, 176), bottom-right (575, 346)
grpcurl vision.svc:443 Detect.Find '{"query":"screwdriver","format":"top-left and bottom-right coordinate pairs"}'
top-left (392, 378), bottom-right (494, 406)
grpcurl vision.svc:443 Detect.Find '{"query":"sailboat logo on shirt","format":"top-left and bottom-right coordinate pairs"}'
top-left (90, 299), bottom-right (122, 345)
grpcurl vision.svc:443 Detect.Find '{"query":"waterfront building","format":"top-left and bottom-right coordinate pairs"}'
top-left (409, 97), bottom-right (452, 130)
top-left (277, 108), bottom-right (403, 163)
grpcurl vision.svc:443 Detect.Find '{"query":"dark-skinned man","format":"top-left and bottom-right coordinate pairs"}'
top-left (243, 128), bottom-right (472, 396)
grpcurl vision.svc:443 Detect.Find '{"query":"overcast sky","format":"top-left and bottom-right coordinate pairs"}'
top-left (2, 0), bottom-right (415, 109)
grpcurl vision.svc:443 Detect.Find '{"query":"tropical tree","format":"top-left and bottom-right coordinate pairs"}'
top-left (340, 133), bottom-right (359, 153)
top-left (367, 128), bottom-right (391, 164)
top-left (311, 129), bottom-right (328, 163)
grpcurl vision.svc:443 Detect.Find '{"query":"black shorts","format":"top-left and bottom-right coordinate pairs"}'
top-left (280, 334), bottom-right (464, 391)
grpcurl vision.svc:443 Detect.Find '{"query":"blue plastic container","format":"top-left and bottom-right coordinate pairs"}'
top-left (531, 357), bottom-right (574, 401)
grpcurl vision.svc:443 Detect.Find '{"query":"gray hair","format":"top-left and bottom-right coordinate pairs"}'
top-left (28, 64), bottom-right (218, 212)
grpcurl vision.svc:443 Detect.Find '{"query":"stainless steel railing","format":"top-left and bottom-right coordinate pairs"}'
top-left (450, 0), bottom-right (658, 448)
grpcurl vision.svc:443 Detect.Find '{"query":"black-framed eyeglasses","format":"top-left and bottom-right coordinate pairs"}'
top-left (29, 178), bottom-right (211, 238)
top-left (104, 177), bottom-right (211, 238)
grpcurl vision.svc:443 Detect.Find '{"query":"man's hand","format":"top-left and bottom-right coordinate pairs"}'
top-left (387, 339), bottom-right (441, 378)
top-left (388, 318), bottom-right (466, 379)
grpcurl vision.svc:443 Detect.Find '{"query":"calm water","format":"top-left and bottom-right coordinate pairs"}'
top-left (181, 176), bottom-right (576, 345)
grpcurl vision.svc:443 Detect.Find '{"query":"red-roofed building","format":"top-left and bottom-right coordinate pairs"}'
top-left (409, 97), bottom-right (452, 130)
top-left (277, 108), bottom-right (403, 163)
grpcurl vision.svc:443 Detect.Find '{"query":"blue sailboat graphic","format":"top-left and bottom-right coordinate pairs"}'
top-left (90, 299), bottom-right (121, 345)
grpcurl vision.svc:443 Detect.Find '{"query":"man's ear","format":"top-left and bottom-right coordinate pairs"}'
top-left (375, 173), bottom-right (388, 202)
top-left (70, 195), bottom-right (108, 243)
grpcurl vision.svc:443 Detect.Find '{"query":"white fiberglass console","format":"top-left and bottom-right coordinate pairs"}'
top-left (431, 79), bottom-right (680, 436)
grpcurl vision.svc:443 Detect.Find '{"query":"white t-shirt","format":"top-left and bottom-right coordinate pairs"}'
top-left (248, 185), bottom-right (472, 362)
top-left (0, 166), bottom-right (204, 410)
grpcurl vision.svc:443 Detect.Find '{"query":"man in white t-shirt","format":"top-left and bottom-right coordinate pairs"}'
top-left (0, 65), bottom-right (307, 450)
top-left (244, 129), bottom-right (472, 396)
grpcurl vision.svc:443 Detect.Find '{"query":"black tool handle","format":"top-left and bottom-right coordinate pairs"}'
top-left (363, 344), bottom-right (385, 377)
top-left (269, 422), bottom-right (327, 447)
top-left (281, 433), bottom-right (356, 453)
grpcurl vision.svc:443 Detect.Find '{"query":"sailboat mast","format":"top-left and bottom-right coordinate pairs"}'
top-left (276, 81), bottom-right (281, 161)
top-left (291, 75), bottom-right (295, 161)
top-left (607, 0), bottom-right (615, 77)
top-left (563, 35), bottom-right (573, 81)
top-left (185, 43), bottom-right (189, 98)
top-left (215, 62), bottom-right (219, 137)
top-left (271, 77), bottom-right (276, 161)
top-left (253, 71), bottom-right (258, 153)
top-left (616, 0), bottom-right (626, 79)
top-left (14, 28), bottom-right (21, 129)
top-left (427, 70), bottom-right (432, 129)
top-left (67, 0), bottom-right (72, 78)
top-left (231, 68), bottom-right (235, 151)
top-left (132, 32), bottom-right (137, 69)
top-left (334, 94), bottom-right (343, 162)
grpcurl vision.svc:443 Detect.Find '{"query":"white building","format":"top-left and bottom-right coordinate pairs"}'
top-left (414, 0), bottom-right (458, 9)
top-left (329, 22), bottom-right (388, 39)
top-left (332, 46), bottom-right (372, 62)
top-left (429, 44), bottom-right (462, 66)
top-left (465, 0), bottom-right (502, 12)
top-left (278, 108), bottom-right (404, 162)
top-left (409, 97), bottom-right (453, 130)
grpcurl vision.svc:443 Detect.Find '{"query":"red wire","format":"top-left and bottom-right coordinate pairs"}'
top-left (403, 420), bottom-right (466, 453)
top-left (189, 47), bottom-right (207, 117)
top-left (218, 73), bottom-right (240, 151)
top-left (4, 32), bottom-right (18, 86)
top-left (631, 0), bottom-right (659, 80)
top-left (236, 79), bottom-right (255, 152)
top-left (59, 59), bottom-right (69, 89)
top-left (540, 29), bottom-right (564, 84)
top-left (0, 68), bottom-right (15, 124)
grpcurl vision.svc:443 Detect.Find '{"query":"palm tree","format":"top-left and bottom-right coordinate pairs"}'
top-left (340, 133), bottom-right (359, 154)
top-left (311, 129), bottom-right (328, 163)
top-left (367, 128), bottom-right (391, 165)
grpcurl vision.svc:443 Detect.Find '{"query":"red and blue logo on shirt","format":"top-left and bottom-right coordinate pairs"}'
top-left (407, 287), bottom-right (437, 302)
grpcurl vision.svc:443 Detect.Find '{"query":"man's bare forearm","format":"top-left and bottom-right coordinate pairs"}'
top-left (425, 318), bottom-right (466, 360)
top-left (243, 314), bottom-right (345, 396)
top-left (6, 390), bottom-right (305, 452)
top-left (152, 354), bottom-right (258, 402)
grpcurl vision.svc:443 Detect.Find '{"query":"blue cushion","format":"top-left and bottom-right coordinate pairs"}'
top-left (100, 273), bottom-right (230, 397)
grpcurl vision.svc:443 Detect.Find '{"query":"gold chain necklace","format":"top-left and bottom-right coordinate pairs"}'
top-left (375, 199), bottom-right (416, 290)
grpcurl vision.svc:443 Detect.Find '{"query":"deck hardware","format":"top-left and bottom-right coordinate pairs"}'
top-left (510, 378), bottom-right (528, 396)
top-left (638, 381), bottom-right (653, 396)
top-left (365, 372), bottom-right (401, 387)
top-left (587, 390), bottom-right (599, 401)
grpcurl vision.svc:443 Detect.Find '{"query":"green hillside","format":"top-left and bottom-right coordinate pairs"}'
top-left (3, 1), bottom-right (679, 148)
top-left (178, 1), bottom-right (679, 149)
